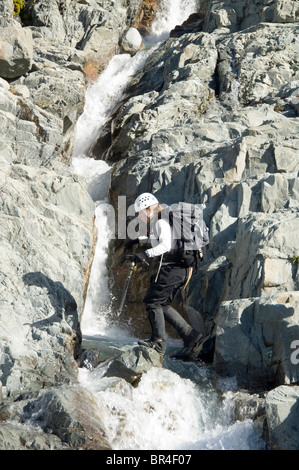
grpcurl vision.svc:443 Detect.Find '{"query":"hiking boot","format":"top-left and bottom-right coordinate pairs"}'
top-left (183, 329), bottom-right (202, 349)
top-left (171, 333), bottom-right (212, 362)
top-left (170, 347), bottom-right (199, 362)
top-left (138, 338), bottom-right (166, 356)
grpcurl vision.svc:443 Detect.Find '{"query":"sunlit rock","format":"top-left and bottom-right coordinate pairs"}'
top-left (120, 27), bottom-right (143, 55)
top-left (104, 346), bottom-right (163, 385)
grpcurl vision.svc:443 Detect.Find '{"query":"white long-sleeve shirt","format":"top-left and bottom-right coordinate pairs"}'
top-left (145, 218), bottom-right (178, 258)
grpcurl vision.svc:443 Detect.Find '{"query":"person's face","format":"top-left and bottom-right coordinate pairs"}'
top-left (138, 205), bottom-right (156, 222)
top-left (138, 209), bottom-right (148, 223)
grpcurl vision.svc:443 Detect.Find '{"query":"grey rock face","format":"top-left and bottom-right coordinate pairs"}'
top-left (204, 0), bottom-right (299, 33)
top-left (265, 385), bottom-right (299, 450)
top-left (0, 0), bottom-right (13, 28)
top-left (0, 421), bottom-right (69, 450)
top-left (0, 385), bottom-right (110, 449)
top-left (214, 292), bottom-right (299, 389)
top-left (217, 22), bottom-right (299, 110)
top-left (0, 155), bottom-right (94, 397)
top-left (0, 25), bottom-right (33, 79)
top-left (106, 6), bottom-right (299, 400)
top-left (24, 0), bottom-right (143, 76)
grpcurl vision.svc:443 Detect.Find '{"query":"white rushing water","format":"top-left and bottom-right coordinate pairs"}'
top-left (72, 0), bottom-right (265, 450)
top-left (79, 363), bottom-right (265, 450)
top-left (145, 0), bottom-right (199, 44)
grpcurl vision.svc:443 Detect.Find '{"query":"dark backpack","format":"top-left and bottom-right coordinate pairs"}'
top-left (162, 202), bottom-right (209, 268)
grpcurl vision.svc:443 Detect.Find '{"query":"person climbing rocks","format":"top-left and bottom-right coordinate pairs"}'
top-left (126, 192), bottom-right (203, 358)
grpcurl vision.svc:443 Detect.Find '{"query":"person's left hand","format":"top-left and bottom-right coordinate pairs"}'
top-left (132, 252), bottom-right (150, 270)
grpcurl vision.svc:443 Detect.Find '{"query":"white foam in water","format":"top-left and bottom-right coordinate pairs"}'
top-left (73, 0), bottom-right (265, 451)
top-left (79, 366), bottom-right (265, 450)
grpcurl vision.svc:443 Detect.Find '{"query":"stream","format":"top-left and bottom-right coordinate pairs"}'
top-left (71, 0), bottom-right (266, 451)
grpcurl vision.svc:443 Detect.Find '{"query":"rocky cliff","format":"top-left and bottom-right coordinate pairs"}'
top-left (0, 0), bottom-right (298, 450)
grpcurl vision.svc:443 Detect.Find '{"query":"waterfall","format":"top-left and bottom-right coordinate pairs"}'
top-left (72, 0), bottom-right (265, 451)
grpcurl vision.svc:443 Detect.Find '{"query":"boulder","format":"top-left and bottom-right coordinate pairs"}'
top-left (0, 422), bottom-right (69, 450)
top-left (80, 26), bottom-right (119, 79)
top-left (0, 71), bottom-right (66, 166)
top-left (104, 346), bottom-right (163, 384)
top-left (120, 27), bottom-right (143, 54)
top-left (265, 385), bottom-right (299, 450)
top-left (13, 41), bottom-right (86, 144)
top-left (0, 24), bottom-right (33, 79)
top-left (0, 385), bottom-right (110, 450)
top-left (25, 0), bottom-right (68, 44)
top-left (214, 292), bottom-right (299, 388)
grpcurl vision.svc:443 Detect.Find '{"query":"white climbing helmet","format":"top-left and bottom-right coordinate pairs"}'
top-left (134, 192), bottom-right (159, 213)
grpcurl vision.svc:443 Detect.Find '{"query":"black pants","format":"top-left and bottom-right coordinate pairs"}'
top-left (143, 265), bottom-right (193, 341)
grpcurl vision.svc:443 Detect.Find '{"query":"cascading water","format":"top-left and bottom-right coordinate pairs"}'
top-left (72, 0), bottom-right (266, 451)
top-left (78, 361), bottom-right (265, 450)
top-left (144, 0), bottom-right (199, 44)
